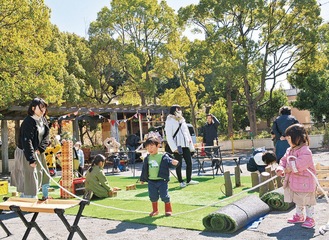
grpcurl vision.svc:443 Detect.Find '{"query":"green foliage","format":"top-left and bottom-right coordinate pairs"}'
top-left (180, 0), bottom-right (322, 135)
top-left (322, 126), bottom-right (329, 147)
top-left (256, 131), bottom-right (272, 139)
top-left (0, 0), bottom-right (66, 108)
top-left (290, 70), bottom-right (329, 122)
top-left (88, 0), bottom-right (179, 105)
top-left (257, 89), bottom-right (288, 127)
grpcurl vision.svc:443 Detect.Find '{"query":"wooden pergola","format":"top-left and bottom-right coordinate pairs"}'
top-left (0, 104), bottom-right (169, 174)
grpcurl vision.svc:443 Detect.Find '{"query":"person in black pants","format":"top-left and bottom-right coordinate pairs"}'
top-left (165, 105), bottom-right (199, 188)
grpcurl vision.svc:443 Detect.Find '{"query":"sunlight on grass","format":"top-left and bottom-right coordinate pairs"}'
top-left (3, 175), bottom-right (255, 231)
top-left (62, 175), bottom-right (254, 231)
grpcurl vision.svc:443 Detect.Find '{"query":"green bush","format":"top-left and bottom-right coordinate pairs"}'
top-left (322, 127), bottom-right (329, 147)
top-left (0, 144), bottom-right (15, 159)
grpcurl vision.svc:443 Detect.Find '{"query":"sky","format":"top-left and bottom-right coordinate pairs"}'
top-left (44, 0), bottom-right (200, 39)
top-left (44, 0), bottom-right (329, 39)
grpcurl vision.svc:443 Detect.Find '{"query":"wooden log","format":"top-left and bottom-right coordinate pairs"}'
top-left (126, 184), bottom-right (137, 191)
top-left (224, 171), bottom-right (233, 197)
top-left (235, 166), bottom-right (241, 187)
top-left (251, 172), bottom-right (259, 192)
top-left (269, 170), bottom-right (276, 191)
top-left (259, 172), bottom-right (270, 197)
top-left (276, 175), bottom-right (283, 188)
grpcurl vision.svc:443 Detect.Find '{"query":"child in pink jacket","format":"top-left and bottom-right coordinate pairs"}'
top-left (276, 124), bottom-right (316, 229)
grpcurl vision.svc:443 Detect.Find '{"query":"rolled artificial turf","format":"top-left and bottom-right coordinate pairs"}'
top-left (202, 195), bottom-right (270, 233)
top-left (260, 187), bottom-right (294, 211)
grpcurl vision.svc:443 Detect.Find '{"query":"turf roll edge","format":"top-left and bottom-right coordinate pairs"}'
top-left (260, 187), bottom-right (295, 211)
top-left (203, 195), bottom-right (270, 233)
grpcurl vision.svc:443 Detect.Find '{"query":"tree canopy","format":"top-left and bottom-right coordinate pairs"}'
top-left (1, 0), bottom-right (327, 137)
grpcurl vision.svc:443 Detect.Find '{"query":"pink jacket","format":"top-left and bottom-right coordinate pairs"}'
top-left (277, 145), bottom-right (316, 193)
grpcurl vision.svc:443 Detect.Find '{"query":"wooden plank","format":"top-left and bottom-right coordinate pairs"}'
top-left (316, 163), bottom-right (329, 170)
top-left (316, 170), bottom-right (329, 174)
top-left (0, 197), bottom-right (80, 213)
top-left (318, 179), bottom-right (329, 187)
top-left (317, 174), bottom-right (329, 179)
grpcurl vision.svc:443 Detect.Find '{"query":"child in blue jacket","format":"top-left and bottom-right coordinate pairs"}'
top-left (140, 137), bottom-right (178, 216)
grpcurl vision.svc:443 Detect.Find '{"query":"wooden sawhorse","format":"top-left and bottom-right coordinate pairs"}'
top-left (0, 197), bottom-right (88, 240)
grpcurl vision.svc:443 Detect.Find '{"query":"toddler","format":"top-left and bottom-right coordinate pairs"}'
top-left (140, 137), bottom-right (178, 216)
top-left (276, 124), bottom-right (316, 228)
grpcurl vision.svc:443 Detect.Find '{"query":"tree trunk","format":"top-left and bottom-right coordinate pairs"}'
top-left (246, 102), bottom-right (258, 136)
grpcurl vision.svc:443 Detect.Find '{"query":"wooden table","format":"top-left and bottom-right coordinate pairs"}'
top-left (0, 197), bottom-right (88, 240)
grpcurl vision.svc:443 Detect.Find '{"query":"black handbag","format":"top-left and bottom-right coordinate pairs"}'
top-left (165, 123), bottom-right (182, 154)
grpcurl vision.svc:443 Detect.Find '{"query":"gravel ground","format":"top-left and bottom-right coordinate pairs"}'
top-left (1, 149), bottom-right (329, 240)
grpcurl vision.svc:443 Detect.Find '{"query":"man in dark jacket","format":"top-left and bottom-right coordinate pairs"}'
top-left (202, 114), bottom-right (220, 161)
top-left (202, 114), bottom-right (220, 147)
top-left (126, 133), bottom-right (140, 164)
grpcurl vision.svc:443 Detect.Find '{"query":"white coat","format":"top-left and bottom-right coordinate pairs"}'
top-left (165, 115), bottom-right (195, 152)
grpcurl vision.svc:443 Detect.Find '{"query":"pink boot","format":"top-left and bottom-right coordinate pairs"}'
top-left (287, 214), bottom-right (305, 224)
top-left (301, 217), bottom-right (315, 228)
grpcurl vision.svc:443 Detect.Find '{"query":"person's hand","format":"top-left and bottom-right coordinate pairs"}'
top-left (280, 136), bottom-right (286, 141)
top-left (276, 169), bottom-right (284, 176)
top-left (285, 167), bottom-right (292, 174)
top-left (140, 181), bottom-right (144, 185)
top-left (172, 159), bottom-right (179, 166)
top-left (30, 162), bottom-right (37, 168)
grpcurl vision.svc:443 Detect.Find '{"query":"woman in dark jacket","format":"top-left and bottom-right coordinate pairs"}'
top-left (272, 106), bottom-right (299, 163)
top-left (11, 98), bottom-right (50, 199)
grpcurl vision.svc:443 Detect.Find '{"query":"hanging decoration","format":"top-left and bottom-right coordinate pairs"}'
top-left (54, 108), bottom-right (142, 128)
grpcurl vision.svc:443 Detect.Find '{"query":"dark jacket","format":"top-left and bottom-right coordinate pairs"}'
top-left (17, 116), bottom-right (50, 164)
top-left (272, 114), bottom-right (299, 140)
top-left (140, 153), bottom-right (177, 182)
top-left (202, 116), bottom-right (220, 146)
top-left (126, 134), bottom-right (140, 147)
top-left (272, 114), bottom-right (299, 161)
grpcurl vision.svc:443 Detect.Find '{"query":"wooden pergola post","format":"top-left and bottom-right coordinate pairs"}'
top-left (1, 120), bottom-right (9, 174)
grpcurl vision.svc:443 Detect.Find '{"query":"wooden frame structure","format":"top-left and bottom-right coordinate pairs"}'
top-left (0, 104), bottom-right (169, 174)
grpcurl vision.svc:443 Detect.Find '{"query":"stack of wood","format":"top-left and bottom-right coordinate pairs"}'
top-left (60, 140), bottom-right (74, 199)
top-left (315, 163), bottom-right (329, 197)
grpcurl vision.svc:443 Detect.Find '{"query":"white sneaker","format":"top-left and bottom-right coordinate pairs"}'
top-left (187, 180), bottom-right (199, 185)
top-left (180, 182), bottom-right (186, 188)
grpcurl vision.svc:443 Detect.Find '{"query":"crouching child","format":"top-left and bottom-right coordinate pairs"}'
top-left (140, 136), bottom-right (179, 217)
top-left (247, 149), bottom-right (277, 173)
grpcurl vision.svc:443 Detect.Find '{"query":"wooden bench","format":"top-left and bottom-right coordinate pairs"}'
top-left (315, 163), bottom-right (329, 196)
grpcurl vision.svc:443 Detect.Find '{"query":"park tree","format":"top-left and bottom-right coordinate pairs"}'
top-left (0, 0), bottom-right (65, 107)
top-left (88, 0), bottom-right (179, 105)
top-left (84, 34), bottom-right (128, 104)
top-left (256, 89), bottom-right (288, 128)
top-left (179, 0), bottom-right (322, 136)
top-left (288, 23), bottom-right (329, 123)
top-left (158, 37), bottom-right (210, 129)
top-left (57, 32), bottom-right (91, 105)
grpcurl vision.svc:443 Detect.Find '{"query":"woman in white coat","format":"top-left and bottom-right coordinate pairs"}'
top-left (165, 105), bottom-right (199, 188)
